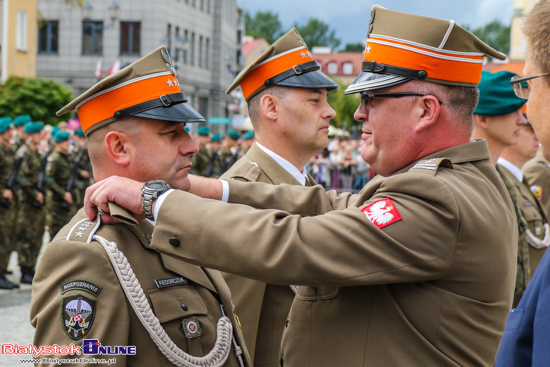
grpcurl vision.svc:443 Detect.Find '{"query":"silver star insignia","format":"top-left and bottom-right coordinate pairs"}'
top-left (366, 44), bottom-right (371, 54)
top-left (307, 50), bottom-right (311, 58)
top-left (300, 51), bottom-right (306, 59)
top-left (166, 79), bottom-right (174, 87)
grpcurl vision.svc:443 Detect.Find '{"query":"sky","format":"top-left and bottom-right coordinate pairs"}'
top-left (237, 0), bottom-right (515, 48)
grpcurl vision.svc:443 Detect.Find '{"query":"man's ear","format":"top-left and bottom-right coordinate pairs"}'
top-left (260, 94), bottom-right (279, 121)
top-left (415, 95), bottom-right (441, 133)
top-left (104, 131), bottom-right (131, 167)
top-left (473, 114), bottom-right (490, 129)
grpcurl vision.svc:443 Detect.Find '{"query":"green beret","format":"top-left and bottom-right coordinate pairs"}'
top-left (184, 126), bottom-right (190, 133)
top-left (75, 128), bottom-right (86, 138)
top-left (474, 71), bottom-right (526, 116)
top-left (226, 128), bottom-right (240, 141)
top-left (24, 122), bottom-right (44, 134)
top-left (54, 130), bottom-right (70, 142)
top-left (210, 133), bottom-right (222, 142)
top-left (52, 125), bottom-right (60, 136)
top-left (13, 115), bottom-right (31, 127)
top-left (0, 117), bottom-right (11, 133)
top-left (197, 126), bottom-right (211, 136)
top-left (243, 130), bottom-right (254, 140)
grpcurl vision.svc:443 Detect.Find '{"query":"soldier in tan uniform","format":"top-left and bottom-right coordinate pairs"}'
top-left (498, 122), bottom-right (549, 306)
top-left (220, 28), bottom-right (337, 366)
top-left (524, 148), bottom-right (550, 215)
top-left (31, 47), bottom-right (251, 367)
top-left (84, 6), bottom-right (517, 367)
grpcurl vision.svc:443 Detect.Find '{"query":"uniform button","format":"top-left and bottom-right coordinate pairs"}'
top-left (169, 237), bottom-right (180, 247)
top-left (285, 319), bottom-right (289, 327)
top-left (181, 303), bottom-right (188, 311)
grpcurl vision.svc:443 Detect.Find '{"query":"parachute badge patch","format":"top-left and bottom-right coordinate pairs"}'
top-left (61, 294), bottom-right (96, 340)
top-left (361, 198), bottom-right (402, 229)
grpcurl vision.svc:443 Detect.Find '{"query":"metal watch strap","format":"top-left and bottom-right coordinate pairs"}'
top-left (142, 180), bottom-right (171, 221)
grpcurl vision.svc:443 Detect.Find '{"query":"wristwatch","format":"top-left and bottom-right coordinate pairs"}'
top-left (141, 180), bottom-right (171, 220)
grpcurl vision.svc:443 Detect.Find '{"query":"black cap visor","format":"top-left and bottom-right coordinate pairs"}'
top-left (134, 102), bottom-right (206, 123)
top-left (276, 69), bottom-right (339, 91)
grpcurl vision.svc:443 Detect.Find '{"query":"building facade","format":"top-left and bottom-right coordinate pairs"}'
top-left (36, 0), bottom-right (242, 126)
top-left (510, 0), bottom-right (537, 61)
top-left (0, 0), bottom-right (38, 84)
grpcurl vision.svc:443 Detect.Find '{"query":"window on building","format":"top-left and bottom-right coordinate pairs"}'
top-left (82, 21), bottom-right (103, 55)
top-left (199, 97), bottom-right (208, 118)
top-left (183, 30), bottom-right (189, 64)
top-left (199, 35), bottom-right (203, 68)
top-left (328, 62), bottom-right (338, 74)
top-left (120, 22), bottom-right (141, 56)
top-left (343, 62), bottom-right (353, 75)
top-left (38, 20), bottom-right (59, 54)
top-left (205, 38), bottom-right (210, 69)
top-left (16, 11), bottom-right (28, 51)
top-left (191, 32), bottom-right (195, 66)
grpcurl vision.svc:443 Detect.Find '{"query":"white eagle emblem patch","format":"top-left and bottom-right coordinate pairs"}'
top-left (361, 198), bottom-right (402, 229)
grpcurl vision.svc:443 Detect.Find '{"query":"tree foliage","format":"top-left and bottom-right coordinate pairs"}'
top-left (343, 43), bottom-right (365, 52)
top-left (327, 79), bottom-right (361, 129)
top-left (244, 11), bottom-right (283, 44)
top-left (294, 18), bottom-right (341, 50)
top-left (0, 77), bottom-right (74, 126)
top-left (463, 19), bottom-right (511, 56)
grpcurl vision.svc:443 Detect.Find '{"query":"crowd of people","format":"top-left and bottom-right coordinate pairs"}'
top-left (2, 1), bottom-right (550, 366)
top-left (0, 118), bottom-right (92, 289)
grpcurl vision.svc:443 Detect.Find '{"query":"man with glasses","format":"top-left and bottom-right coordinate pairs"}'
top-left (495, 1), bottom-right (550, 366)
top-left (84, 6), bottom-right (516, 366)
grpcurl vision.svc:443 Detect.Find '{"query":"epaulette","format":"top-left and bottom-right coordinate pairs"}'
top-left (411, 157), bottom-right (453, 176)
top-left (66, 216), bottom-right (101, 243)
top-left (228, 162), bottom-right (262, 182)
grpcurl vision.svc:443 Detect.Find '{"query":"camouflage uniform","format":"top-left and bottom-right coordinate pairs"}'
top-left (0, 142), bottom-right (16, 274)
top-left (15, 144), bottom-right (46, 274)
top-left (190, 146), bottom-right (211, 176)
top-left (46, 150), bottom-right (73, 238)
top-left (218, 146), bottom-right (238, 177)
top-left (497, 166), bottom-right (530, 307)
top-left (74, 146), bottom-right (93, 209)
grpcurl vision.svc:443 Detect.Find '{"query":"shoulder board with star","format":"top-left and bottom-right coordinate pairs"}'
top-left (411, 157), bottom-right (453, 175)
top-left (66, 217), bottom-right (101, 243)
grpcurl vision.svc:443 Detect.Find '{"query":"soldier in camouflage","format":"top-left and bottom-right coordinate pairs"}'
top-left (190, 126), bottom-right (211, 176)
top-left (471, 70), bottom-right (530, 307)
top-left (0, 117), bottom-right (19, 289)
top-left (46, 131), bottom-right (74, 239)
top-left (73, 128), bottom-right (92, 209)
top-left (15, 122), bottom-right (47, 285)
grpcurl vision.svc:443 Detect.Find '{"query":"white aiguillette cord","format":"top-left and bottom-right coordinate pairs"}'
top-left (526, 223), bottom-right (550, 249)
top-left (93, 234), bottom-right (244, 367)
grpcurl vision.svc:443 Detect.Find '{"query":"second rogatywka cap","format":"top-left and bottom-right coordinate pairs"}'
top-left (227, 28), bottom-right (339, 101)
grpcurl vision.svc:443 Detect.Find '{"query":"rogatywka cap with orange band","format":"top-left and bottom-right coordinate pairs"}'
top-left (57, 46), bottom-right (205, 136)
top-left (226, 28), bottom-right (338, 101)
top-left (345, 5), bottom-right (507, 95)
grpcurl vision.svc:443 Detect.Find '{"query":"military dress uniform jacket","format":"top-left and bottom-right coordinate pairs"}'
top-left (523, 149), bottom-right (550, 217)
top-left (0, 142), bottom-right (15, 194)
top-left (30, 206), bottom-right (251, 367)
top-left (149, 140), bottom-right (516, 367)
top-left (499, 165), bottom-right (548, 297)
top-left (15, 144), bottom-right (41, 204)
top-left (220, 142), bottom-right (314, 366)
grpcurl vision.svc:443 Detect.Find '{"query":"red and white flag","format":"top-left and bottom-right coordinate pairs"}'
top-left (95, 58), bottom-right (102, 79)
top-left (108, 59), bottom-right (122, 76)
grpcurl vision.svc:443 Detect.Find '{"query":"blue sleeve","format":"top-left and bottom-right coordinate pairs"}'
top-left (495, 249), bottom-right (550, 367)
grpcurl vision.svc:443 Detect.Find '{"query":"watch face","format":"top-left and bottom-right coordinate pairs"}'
top-left (148, 181), bottom-right (166, 190)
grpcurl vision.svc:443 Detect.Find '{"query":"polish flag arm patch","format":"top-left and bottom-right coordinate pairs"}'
top-left (361, 198), bottom-right (402, 229)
